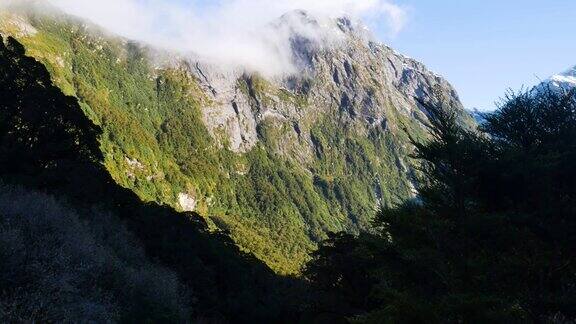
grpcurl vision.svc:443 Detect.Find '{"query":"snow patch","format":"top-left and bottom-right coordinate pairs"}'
top-left (550, 75), bottom-right (576, 86)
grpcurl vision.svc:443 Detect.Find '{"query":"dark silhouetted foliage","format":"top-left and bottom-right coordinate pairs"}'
top-left (0, 184), bottom-right (190, 322)
top-left (0, 35), bottom-right (102, 191)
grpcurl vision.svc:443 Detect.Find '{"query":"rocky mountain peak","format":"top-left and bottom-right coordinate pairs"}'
top-left (276, 10), bottom-right (320, 27)
top-left (550, 65), bottom-right (576, 88)
top-left (536, 65), bottom-right (576, 93)
top-left (270, 10), bottom-right (371, 53)
top-left (177, 8), bottom-right (465, 154)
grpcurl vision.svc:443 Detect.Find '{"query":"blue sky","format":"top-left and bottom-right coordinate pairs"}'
top-left (379, 0), bottom-right (576, 110)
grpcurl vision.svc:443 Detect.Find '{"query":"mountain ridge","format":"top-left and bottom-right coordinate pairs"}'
top-left (547, 65), bottom-right (576, 90)
top-left (0, 6), bottom-right (468, 273)
top-left (534, 65), bottom-right (576, 93)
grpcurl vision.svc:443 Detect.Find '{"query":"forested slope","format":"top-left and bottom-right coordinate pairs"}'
top-left (0, 6), bottom-right (469, 273)
top-left (0, 34), bottom-right (303, 322)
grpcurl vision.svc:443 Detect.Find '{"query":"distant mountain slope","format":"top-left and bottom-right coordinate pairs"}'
top-left (0, 6), bottom-right (468, 273)
top-left (538, 65), bottom-right (576, 92)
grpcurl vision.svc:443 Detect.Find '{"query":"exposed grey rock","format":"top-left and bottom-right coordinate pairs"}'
top-left (189, 62), bottom-right (259, 152)
top-left (177, 10), bottom-right (462, 158)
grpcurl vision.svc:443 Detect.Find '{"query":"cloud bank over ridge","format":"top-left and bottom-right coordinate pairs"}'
top-left (4, 0), bottom-right (409, 76)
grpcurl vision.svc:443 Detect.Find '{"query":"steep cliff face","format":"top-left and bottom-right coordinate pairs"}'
top-left (0, 7), bottom-right (465, 273)
top-left (192, 11), bottom-right (462, 157)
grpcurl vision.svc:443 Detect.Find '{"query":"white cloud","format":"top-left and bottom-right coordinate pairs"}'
top-left (9, 0), bottom-right (409, 76)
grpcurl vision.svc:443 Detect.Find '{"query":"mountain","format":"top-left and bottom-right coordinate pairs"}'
top-left (0, 6), bottom-right (468, 273)
top-left (538, 65), bottom-right (576, 92)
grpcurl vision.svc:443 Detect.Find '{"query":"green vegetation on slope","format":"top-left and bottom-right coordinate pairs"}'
top-left (0, 12), bottom-right (417, 273)
top-left (0, 34), bottom-right (304, 322)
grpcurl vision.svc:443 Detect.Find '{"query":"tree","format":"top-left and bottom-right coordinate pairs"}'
top-left (305, 89), bottom-right (576, 323)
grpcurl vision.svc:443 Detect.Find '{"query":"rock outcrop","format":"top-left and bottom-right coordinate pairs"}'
top-left (185, 11), bottom-right (463, 157)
